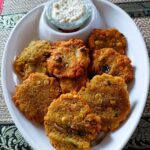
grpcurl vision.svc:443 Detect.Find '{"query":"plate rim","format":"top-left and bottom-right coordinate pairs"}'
top-left (99, 0), bottom-right (150, 149)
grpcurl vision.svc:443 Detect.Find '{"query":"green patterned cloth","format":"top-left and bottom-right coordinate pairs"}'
top-left (0, 124), bottom-right (32, 150)
top-left (0, 14), bottom-right (25, 30)
top-left (0, 1), bottom-right (150, 150)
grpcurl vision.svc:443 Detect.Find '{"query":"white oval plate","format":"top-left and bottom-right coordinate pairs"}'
top-left (1, 0), bottom-right (150, 150)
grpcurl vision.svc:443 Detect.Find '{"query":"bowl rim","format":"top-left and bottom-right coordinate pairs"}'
top-left (45, 0), bottom-right (92, 30)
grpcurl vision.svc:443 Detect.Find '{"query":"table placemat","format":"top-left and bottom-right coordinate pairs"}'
top-left (0, 0), bottom-right (150, 150)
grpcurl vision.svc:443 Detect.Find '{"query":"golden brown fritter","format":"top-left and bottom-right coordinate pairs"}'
top-left (47, 39), bottom-right (90, 78)
top-left (52, 38), bottom-right (86, 47)
top-left (78, 74), bottom-right (130, 132)
top-left (88, 28), bottom-right (127, 54)
top-left (60, 75), bottom-right (89, 94)
top-left (44, 93), bottom-right (101, 150)
top-left (89, 48), bottom-right (134, 83)
top-left (14, 40), bottom-right (52, 79)
top-left (13, 73), bottom-right (61, 125)
top-left (48, 131), bottom-right (90, 150)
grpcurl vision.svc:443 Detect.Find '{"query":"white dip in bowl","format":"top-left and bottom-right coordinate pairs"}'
top-left (38, 0), bottom-right (106, 41)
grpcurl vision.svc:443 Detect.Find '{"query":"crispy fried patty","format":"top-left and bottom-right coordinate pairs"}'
top-left (47, 39), bottom-right (90, 78)
top-left (13, 73), bottom-right (61, 125)
top-left (78, 74), bottom-right (130, 131)
top-left (60, 75), bottom-right (88, 94)
top-left (89, 48), bottom-right (134, 83)
top-left (14, 41), bottom-right (52, 79)
top-left (88, 28), bottom-right (127, 54)
top-left (44, 93), bottom-right (101, 150)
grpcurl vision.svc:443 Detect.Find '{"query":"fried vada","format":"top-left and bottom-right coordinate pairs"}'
top-left (47, 39), bottom-right (90, 78)
top-left (13, 73), bottom-right (61, 125)
top-left (44, 93), bottom-right (101, 150)
top-left (78, 74), bottom-right (130, 131)
top-left (60, 75), bottom-right (88, 93)
top-left (14, 40), bottom-right (52, 79)
top-left (88, 28), bottom-right (127, 54)
top-left (89, 48), bottom-right (134, 83)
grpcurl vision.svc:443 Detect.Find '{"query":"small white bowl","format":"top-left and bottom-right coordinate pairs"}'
top-left (38, 1), bottom-right (106, 41)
